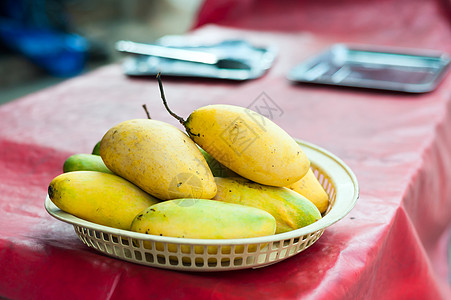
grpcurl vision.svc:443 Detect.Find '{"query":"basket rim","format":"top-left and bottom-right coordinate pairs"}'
top-left (44, 139), bottom-right (359, 245)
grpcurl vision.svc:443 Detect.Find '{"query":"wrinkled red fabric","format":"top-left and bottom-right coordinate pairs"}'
top-left (2, 0), bottom-right (451, 299)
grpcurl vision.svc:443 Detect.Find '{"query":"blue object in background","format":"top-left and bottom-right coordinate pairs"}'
top-left (0, 0), bottom-right (89, 77)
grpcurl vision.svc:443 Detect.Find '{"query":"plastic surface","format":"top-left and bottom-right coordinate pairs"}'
top-left (2, 0), bottom-right (451, 299)
top-left (44, 140), bottom-right (358, 271)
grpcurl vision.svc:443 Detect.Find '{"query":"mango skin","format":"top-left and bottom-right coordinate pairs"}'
top-left (288, 169), bottom-right (329, 213)
top-left (131, 198), bottom-right (276, 254)
top-left (63, 153), bottom-right (113, 174)
top-left (99, 119), bottom-right (216, 200)
top-left (198, 147), bottom-right (238, 177)
top-left (184, 104), bottom-right (310, 187)
top-left (92, 141), bottom-right (101, 155)
top-left (204, 149), bottom-right (329, 214)
top-left (212, 177), bottom-right (322, 234)
top-left (48, 171), bottom-right (159, 230)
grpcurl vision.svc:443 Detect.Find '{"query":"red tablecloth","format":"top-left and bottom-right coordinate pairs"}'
top-left (2, 0), bottom-right (451, 299)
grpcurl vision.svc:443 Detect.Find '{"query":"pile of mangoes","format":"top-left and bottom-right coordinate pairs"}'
top-left (48, 82), bottom-right (329, 241)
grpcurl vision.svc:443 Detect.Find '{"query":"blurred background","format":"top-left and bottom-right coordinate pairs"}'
top-left (0, 0), bottom-right (203, 104)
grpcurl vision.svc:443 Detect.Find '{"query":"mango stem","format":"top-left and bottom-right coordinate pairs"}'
top-left (142, 104), bottom-right (151, 119)
top-left (157, 73), bottom-right (185, 125)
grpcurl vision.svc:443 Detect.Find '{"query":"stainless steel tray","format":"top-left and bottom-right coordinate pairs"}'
top-left (120, 39), bottom-right (277, 81)
top-left (287, 44), bottom-right (450, 93)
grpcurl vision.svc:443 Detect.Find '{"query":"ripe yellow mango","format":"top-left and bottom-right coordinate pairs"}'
top-left (63, 153), bottom-right (113, 174)
top-left (131, 199), bottom-right (276, 254)
top-left (288, 169), bottom-right (329, 213)
top-left (212, 177), bottom-right (322, 234)
top-left (48, 171), bottom-right (159, 230)
top-left (184, 105), bottom-right (310, 187)
top-left (99, 119), bottom-right (216, 200)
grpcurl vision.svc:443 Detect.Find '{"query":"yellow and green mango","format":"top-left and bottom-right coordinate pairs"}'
top-left (130, 198), bottom-right (276, 254)
top-left (212, 177), bottom-right (322, 234)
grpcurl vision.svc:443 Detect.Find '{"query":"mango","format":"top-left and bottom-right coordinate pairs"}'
top-left (212, 177), bottom-right (322, 234)
top-left (92, 141), bottom-right (101, 155)
top-left (288, 169), bottom-right (329, 213)
top-left (198, 147), bottom-right (238, 177)
top-left (99, 119), bottom-right (216, 200)
top-left (183, 104), bottom-right (310, 187)
top-left (48, 171), bottom-right (159, 230)
top-left (63, 153), bottom-right (113, 174)
top-left (131, 198), bottom-right (276, 254)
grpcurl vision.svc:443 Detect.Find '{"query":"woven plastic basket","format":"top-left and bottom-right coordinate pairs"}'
top-left (45, 140), bottom-right (359, 271)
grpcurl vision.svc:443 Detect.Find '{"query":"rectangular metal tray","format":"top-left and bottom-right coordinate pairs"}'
top-left (121, 39), bottom-right (277, 81)
top-left (287, 44), bottom-right (450, 93)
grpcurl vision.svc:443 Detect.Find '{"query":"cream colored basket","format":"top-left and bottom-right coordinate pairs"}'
top-left (45, 140), bottom-right (359, 272)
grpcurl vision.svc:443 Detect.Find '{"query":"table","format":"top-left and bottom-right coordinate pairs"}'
top-left (2, 0), bottom-right (451, 298)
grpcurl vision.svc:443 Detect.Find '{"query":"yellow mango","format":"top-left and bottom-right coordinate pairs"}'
top-left (63, 153), bottom-right (113, 174)
top-left (48, 171), bottom-right (159, 230)
top-left (99, 119), bottom-right (216, 200)
top-left (212, 177), bottom-right (322, 234)
top-left (130, 198), bottom-right (276, 254)
top-left (288, 169), bottom-right (329, 213)
top-left (183, 105), bottom-right (310, 187)
top-left (156, 75), bottom-right (308, 187)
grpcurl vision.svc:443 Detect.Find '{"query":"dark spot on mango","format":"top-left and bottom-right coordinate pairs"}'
top-left (136, 214), bottom-right (143, 220)
top-left (150, 208), bottom-right (155, 212)
top-left (177, 182), bottom-right (182, 187)
top-left (48, 185), bottom-right (54, 199)
top-left (159, 234), bottom-right (163, 236)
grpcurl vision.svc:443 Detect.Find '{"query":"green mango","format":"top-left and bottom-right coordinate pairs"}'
top-left (63, 153), bottom-right (113, 174)
top-left (198, 147), bottom-right (238, 177)
top-left (92, 141), bottom-right (101, 155)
